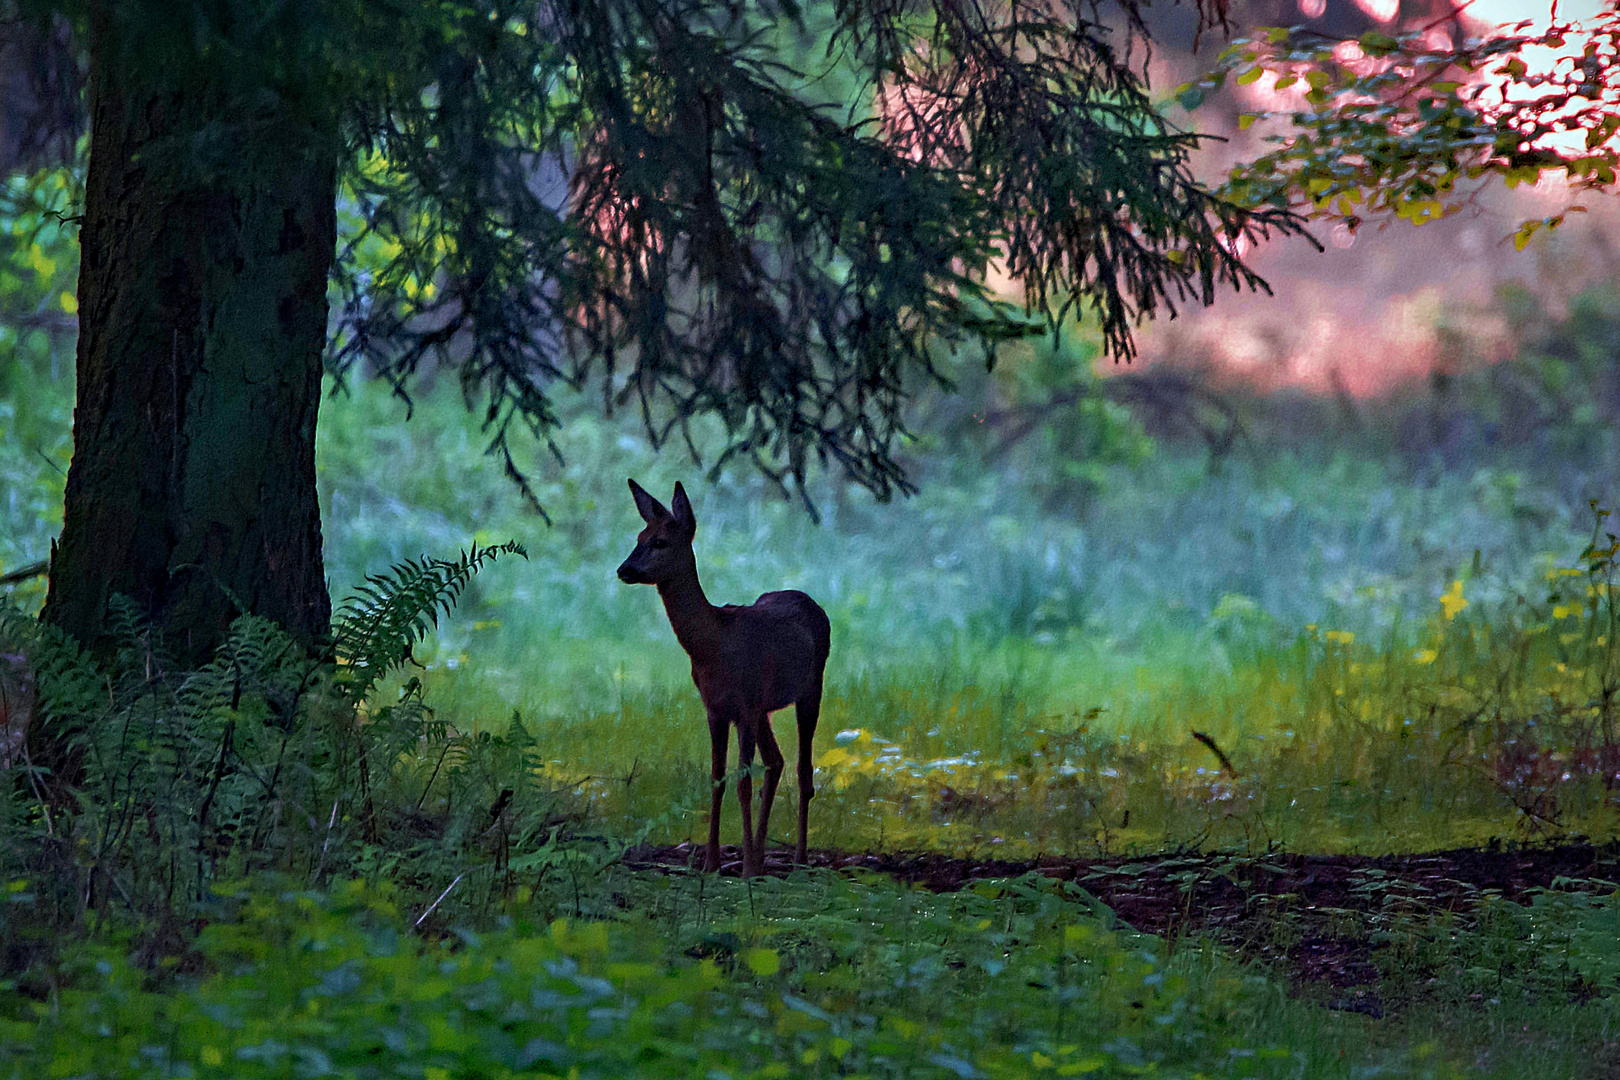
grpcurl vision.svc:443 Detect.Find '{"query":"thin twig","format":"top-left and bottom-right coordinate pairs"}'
top-left (17, 736), bottom-right (53, 838)
top-left (0, 561), bottom-right (48, 588)
top-left (1191, 730), bottom-right (1239, 777)
top-left (415, 741), bottom-right (454, 812)
top-left (313, 798), bottom-right (340, 883)
top-left (414, 872), bottom-right (465, 929)
top-left (96, 862), bottom-right (137, 914)
top-left (195, 720), bottom-right (235, 845)
top-left (194, 719), bottom-right (236, 901)
top-left (33, 450), bottom-right (66, 478)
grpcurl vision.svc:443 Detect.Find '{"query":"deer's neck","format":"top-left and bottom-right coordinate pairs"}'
top-left (656, 569), bottom-right (723, 660)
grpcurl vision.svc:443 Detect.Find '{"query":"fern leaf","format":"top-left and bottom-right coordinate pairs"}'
top-left (332, 540), bottom-right (526, 703)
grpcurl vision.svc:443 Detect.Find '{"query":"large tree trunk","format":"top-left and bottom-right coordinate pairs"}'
top-left (42, 20), bottom-right (335, 671)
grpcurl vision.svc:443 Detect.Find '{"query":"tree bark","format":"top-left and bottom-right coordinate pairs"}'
top-left (42, 21), bottom-right (335, 670)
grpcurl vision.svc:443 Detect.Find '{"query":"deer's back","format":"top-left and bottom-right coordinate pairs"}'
top-left (737, 589), bottom-right (829, 658)
top-left (700, 590), bottom-right (829, 713)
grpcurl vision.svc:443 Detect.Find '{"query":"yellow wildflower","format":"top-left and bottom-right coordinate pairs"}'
top-left (1440, 580), bottom-right (1468, 620)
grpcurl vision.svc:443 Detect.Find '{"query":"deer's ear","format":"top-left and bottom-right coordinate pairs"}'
top-left (670, 482), bottom-right (696, 535)
top-left (628, 478), bottom-right (669, 524)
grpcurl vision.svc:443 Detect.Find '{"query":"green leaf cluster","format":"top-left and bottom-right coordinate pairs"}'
top-left (1188, 11), bottom-right (1620, 240)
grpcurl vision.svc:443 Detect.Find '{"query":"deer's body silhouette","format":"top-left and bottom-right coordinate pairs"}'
top-left (617, 479), bottom-right (830, 876)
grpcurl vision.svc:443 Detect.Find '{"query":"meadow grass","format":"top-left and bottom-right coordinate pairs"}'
top-left (304, 375), bottom-right (1612, 858)
top-left (245, 371), bottom-right (1618, 860)
top-left (405, 587), bottom-right (1620, 860)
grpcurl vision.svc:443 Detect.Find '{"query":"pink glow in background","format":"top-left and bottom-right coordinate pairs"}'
top-left (1111, 0), bottom-right (1620, 400)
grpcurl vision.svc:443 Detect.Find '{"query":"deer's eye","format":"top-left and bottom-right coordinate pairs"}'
top-left (650, 538), bottom-right (669, 549)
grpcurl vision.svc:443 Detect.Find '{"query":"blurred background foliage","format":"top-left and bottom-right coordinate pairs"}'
top-left (3, 0), bottom-right (1620, 860)
top-left (13, 149), bottom-right (1620, 670)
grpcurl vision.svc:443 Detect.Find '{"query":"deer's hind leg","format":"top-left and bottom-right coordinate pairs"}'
top-left (794, 688), bottom-right (821, 865)
top-left (753, 713), bottom-right (785, 866)
top-left (704, 710), bottom-right (730, 873)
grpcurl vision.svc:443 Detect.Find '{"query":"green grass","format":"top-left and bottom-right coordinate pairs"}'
top-left (408, 610), bottom-right (1620, 859)
top-left (289, 368), bottom-right (1620, 858)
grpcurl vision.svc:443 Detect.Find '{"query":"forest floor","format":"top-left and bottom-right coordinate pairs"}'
top-left (629, 841), bottom-right (1620, 1021)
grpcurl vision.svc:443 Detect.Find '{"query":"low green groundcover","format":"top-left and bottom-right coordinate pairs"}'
top-left (0, 871), bottom-right (1395, 1080)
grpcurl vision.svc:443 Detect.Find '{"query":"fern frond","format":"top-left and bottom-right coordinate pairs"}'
top-left (0, 601), bottom-right (103, 752)
top-left (178, 615), bottom-right (299, 721)
top-left (331, 540), bottom-right (527, 703)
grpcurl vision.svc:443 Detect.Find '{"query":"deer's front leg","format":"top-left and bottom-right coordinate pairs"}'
top-left (735, 721), bottom-right (760, 876)
top-left (705, 711), bottom-right (730, 873)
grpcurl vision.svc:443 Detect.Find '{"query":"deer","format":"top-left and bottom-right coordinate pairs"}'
top-left (616, 479), bottom-right (830, 877)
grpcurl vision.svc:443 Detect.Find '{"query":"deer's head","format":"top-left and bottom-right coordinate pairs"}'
top-left (617, 479), bottom-right (697, 585)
